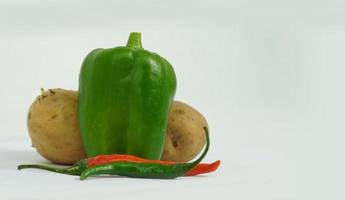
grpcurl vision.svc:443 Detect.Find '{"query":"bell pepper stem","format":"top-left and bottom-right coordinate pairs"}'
top-left (126, 32), bottom-right (143, 48)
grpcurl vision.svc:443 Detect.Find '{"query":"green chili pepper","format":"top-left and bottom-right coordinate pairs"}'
top-left (79, 127), bottom-right (210, 180)
top-left (78, 32), bottom-right (177, 159)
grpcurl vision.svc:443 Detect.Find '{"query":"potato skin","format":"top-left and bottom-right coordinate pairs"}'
top-left (27, 89), bottom-right (85, 164)
top-left (161, 101), bottom-right (208, 162)
top-left (27, 89), bottom-right (207, 164)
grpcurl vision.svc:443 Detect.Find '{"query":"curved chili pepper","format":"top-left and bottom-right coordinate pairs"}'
top-left (79, 127), bottom-right (210, 180)
top-left (88, 156), bottom-right (221, 176)
top-left (17, 159), bottom-right (220, 177)
top-left (18, 158), bottom-right (220, 177)
top-left (18, 127), bottom-right (220, 178)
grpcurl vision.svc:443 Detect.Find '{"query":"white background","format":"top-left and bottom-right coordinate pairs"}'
top-left (1, 0), bottom-right (345, 199)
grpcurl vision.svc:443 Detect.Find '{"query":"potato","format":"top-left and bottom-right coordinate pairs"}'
top-left (27, 88), bottom-right (85, 164)
top-left (27, 89), bottom-right (207, 164)
top-left (161, 101), bottom-right (208, 162)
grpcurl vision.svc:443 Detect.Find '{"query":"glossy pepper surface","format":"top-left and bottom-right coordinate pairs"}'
top-left (78, 32), bottom-right (177, 159)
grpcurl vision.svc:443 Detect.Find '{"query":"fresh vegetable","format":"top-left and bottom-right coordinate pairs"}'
top-left (162, 101), bottom-right (208, 162)
top-left (80, 127), bottom-right (210, 180)
top-left (17, 157), bottom-right (220, 177)
top-left (27, 88), bottom-right (85, 164)
top-left (79, 32), bottom-right (177, 159)
top-left (18, 127), bottom-right (220, 178)
top-left (26, 88), bottom-right (208, 163)
top-left (87, 156), bottom-right (220, 177)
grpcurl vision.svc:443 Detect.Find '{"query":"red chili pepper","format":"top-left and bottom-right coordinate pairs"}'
top-left (86, 154), bottom-right (220, 176)
top-left (86, 154), bottom-right (175, 167)
top-left (18, 128), bottom-right (220, 177)
top-left (185, 160), bottom-right (221, 176)
top-left (79, 127), bottom-right (213, 180)
top-left (18, 154), bottom-right (220, 177)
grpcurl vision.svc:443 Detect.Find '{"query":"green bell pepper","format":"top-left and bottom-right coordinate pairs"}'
top-left (78, 32), bottom-right (177, 160)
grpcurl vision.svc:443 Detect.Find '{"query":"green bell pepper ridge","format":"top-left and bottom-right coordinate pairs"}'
top-left (78, 32), bottom-right (177, 159)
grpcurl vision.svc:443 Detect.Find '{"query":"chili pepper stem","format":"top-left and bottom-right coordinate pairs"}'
top-left (185, 126), bottom-right (210, 171)
top-left (17, 164), bottom-right (80, 175)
